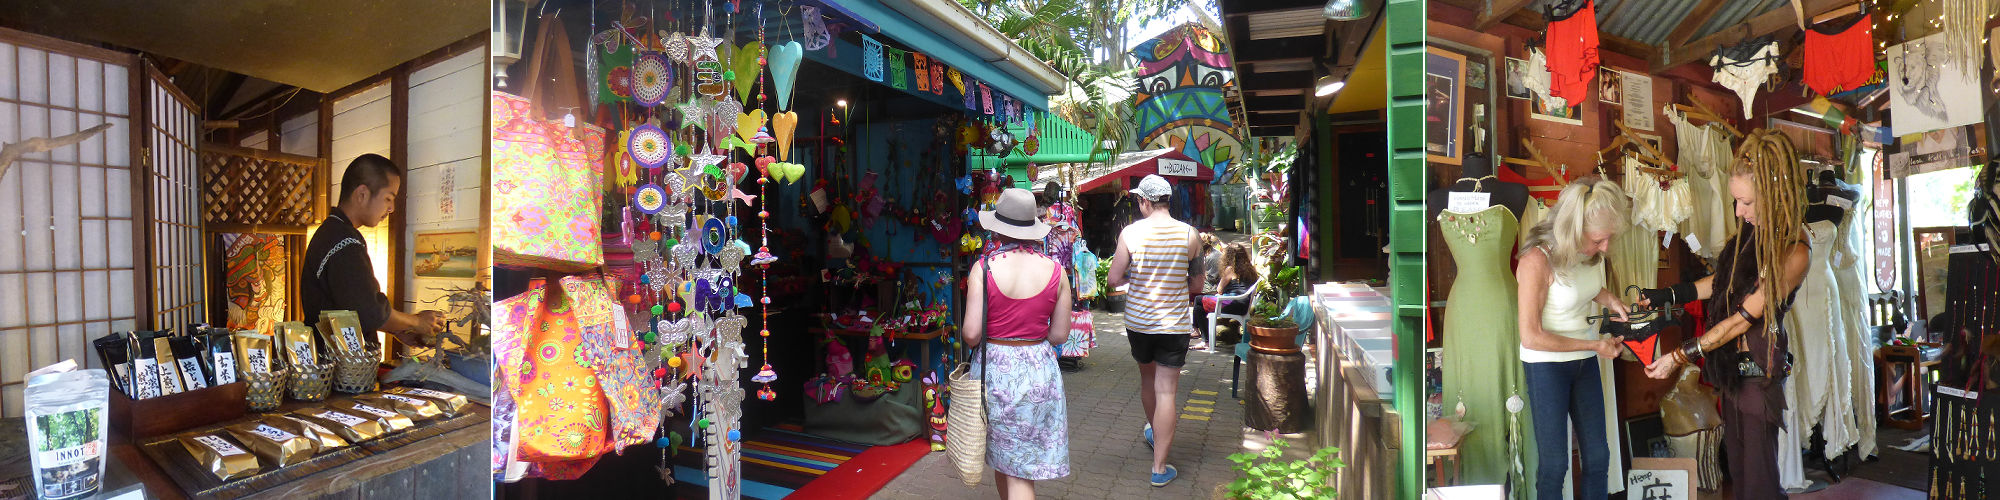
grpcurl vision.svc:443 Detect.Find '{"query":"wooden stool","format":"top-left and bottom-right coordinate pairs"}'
top-left (1877, 343), bottom-right (1940, 430)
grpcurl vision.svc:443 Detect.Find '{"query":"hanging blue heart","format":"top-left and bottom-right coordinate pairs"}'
top-left (735, 293), bottom-right (754, 308)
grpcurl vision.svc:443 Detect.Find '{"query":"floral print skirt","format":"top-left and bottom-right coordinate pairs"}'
top-left (978, 342), bottom-right (1070, 480)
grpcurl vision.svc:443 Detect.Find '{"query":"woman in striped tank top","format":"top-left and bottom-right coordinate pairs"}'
top-left (1107, 175), bottom-right (1204, 487)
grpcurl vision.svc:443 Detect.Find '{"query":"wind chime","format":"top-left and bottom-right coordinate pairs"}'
top-left (589, 1), bottom-right (802, 497)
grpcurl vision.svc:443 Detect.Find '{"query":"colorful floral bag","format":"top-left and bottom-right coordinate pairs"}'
top-left (492, 12), bottom-right (605, 272)
top-left (494, 278), bottom-right (613, 462)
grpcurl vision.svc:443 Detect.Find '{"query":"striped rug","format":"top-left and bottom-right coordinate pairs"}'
top-left (668, 424), bottom-right (868, 500)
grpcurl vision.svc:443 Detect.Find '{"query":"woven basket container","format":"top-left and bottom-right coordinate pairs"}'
top-left (288, 361), bottom-right (334, 402)
top-left (945, 362), bottom-right (986, 487)
top-left (244, 368), bottom-right (291, 412)
top-left (331, 346), bottom-right (380, 394)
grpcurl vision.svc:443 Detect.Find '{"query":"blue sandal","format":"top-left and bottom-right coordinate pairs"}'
top-left (1150, 464), bottom-right (1178, 487)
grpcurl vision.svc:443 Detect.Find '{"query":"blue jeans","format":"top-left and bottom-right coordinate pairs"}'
top-left (1523, 358), bottom-right (1609, 500)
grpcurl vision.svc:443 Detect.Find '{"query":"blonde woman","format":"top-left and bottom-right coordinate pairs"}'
top-left (1637, 131), bottom-right (1812, 500)
top-left (1515, 176), bottom-right (1633, 499)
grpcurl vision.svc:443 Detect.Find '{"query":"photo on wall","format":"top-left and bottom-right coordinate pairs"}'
top-left (1426, 47), bottom-right (1467, 165)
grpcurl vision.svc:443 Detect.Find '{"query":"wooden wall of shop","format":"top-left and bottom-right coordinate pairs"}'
top-left (1426, 3), bottom-right (1802, 419)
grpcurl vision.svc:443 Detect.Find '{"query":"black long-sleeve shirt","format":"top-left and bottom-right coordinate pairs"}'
top-left (302, 210), bottom-right (390, 336)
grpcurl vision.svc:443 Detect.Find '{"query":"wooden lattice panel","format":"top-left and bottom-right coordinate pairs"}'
top-left (199, 143), bottom-right (326, 229)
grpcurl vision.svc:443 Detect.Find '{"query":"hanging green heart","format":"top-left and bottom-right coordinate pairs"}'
top-left (732, 42), bottom-right (763, 103)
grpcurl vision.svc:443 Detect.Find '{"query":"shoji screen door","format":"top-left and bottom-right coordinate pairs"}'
top-left (0, 31), bottom-right (140, 416)
top-left (146, 67), bottom-right (204, 331)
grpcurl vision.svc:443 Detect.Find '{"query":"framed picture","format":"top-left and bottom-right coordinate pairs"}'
top-left (1466, 60), bottom-right (1489, 90)
top-left (1503, 57), bottom-right (1531, 99)
top-left (413, 230), bottom-right (481, 279)
top-left (1426, 47), bottom-right (1468, 165)
top-left (1623, 414), bottom-right (1669, 459)
top-left (1598, 67), bottom-right (1624, 104)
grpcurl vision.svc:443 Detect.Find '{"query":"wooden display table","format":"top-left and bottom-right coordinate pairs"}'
top-left (114, 394), bottom-right (489, 500)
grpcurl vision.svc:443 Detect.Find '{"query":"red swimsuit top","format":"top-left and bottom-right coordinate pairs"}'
top-left (983, 255), bottom-right (1062, 341)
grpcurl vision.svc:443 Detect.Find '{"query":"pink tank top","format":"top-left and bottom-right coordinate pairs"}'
top-left (983, 254), bottom-right (1061, 341)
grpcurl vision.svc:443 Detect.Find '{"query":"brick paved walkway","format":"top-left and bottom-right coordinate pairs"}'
top-left (877, 310), bottom-right (1313, 499)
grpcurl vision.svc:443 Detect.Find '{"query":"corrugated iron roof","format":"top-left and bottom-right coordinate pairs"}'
top-left (1572, 0), bottom-right (1788, 46)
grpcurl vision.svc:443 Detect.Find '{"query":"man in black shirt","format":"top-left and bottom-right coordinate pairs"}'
top-left (303, 153), bottom-right (442, 347)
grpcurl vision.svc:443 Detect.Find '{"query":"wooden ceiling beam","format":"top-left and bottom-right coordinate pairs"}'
top-left (1666, 0), bottom-right (1732, 47)
top-left (1220, 0), bottom-right (1323, 16)
top-left (1477, 0), bottom-right (1538, 30)
top-left (1664, 0), bottom-right (1850, 69)
top-left (1244, 94), bottom-right (1304, 110)
top-left (1242, 70), bottom-right (1314, 91)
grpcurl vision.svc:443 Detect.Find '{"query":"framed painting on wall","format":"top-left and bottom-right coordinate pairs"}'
top-left (413, 230), bottom-right (481, 279)
top-left (1426, 47), bottom-right (1467, 166)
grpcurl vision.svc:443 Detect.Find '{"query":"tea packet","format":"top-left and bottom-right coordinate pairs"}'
top-left (356, 393), bottom-right (442, 421)
top-left (24, 361), bottom-right (111, 499)
top-left (290, 408), bottom-right (385, 443)
top-left (92, 332), bottom-right (133, 396)
top-left (169, 336), bottom-right (209, 391)
top-left (151, 337), bottom-right (185, 396)
top-left (178, 433), bottom-right (260, 481)
top-left (383, 386), bottom-right (472, 416)
top-left (223, 420), bottom-right (315, 467)
top-left (128, 333), bottom-right (162, 399)
top-left (233, 331), bottom-right (276, 375)
top-left (264, 415), bottom-right (348, 451)
top-left (276, 322), bottom-right (318, 369)
top-left (328, 399), bottom-right (415, 432)
top-left (317, 310), bottom-right (368, 356)
top-left (206, 329), bottom-right (237, 385)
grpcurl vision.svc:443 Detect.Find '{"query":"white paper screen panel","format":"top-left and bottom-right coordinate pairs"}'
top-left (148, 73), bottom-right (204, 333)
top-left (0, 39), bottom-right (138, 417)
top-left (329, 82), bottom-right (392, 290)
top-left (280, 111), bottom-right (318, 157)
top-left (402, 48), bottom-right (483, 301)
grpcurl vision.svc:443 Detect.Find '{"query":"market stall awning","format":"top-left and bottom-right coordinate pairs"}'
top-left (1073, 148), bottom-right (1213, 193)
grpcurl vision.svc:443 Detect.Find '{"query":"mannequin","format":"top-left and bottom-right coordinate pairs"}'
top-left (1428, 153), bottom-right (1530, 220)
top-left (1661, 366), bottom-right (1725, 491)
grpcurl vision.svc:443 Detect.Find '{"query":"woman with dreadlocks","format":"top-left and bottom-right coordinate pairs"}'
top-left (1636, 130), bottom-right (1812, 500)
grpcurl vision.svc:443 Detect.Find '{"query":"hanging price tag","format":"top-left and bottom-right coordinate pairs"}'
top-left (1445, 192), bottom-right (1490, 213)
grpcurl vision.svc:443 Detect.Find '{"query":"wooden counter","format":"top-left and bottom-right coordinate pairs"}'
top-left (115, 396), bottom-right (490, 500)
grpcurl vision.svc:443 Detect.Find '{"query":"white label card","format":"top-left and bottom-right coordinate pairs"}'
top-left (1445, 191), bottom-right (1491, 213)
top-left (245, 348), bottom-right (270, 374)
top-left (351, 403), bottom-right (396, 418)
top-left (177, 358), bottom-right (208, 390)
top-left (248, 424), bottom-right (299, 442)
top-left (381, 394), bottom-right (427, 406)
top-left (313, 410), bottom-right (370, 427)
top-left (212, 352), bottom-right (237, 384)
top-left (339, 327), bottom-right (362, 353)
top-left (134, 359), bottom-right (160, 399)
top-left (1684, 234), bottom-right (1703, 255)
top-left (157, 360), bottom-right (184, 395)
top-left (194, 435), bottom-right (247, 456)
top-left (401, 388), bottom-right (457, 400)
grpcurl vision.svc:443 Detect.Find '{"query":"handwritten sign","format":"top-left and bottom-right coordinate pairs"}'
top-left (1158, 158), bottom-right (1198, 177)
top-left (1627, 458), bottom-right (1696, 500)
top-left (1445, 192), bottom-right (1490, 213)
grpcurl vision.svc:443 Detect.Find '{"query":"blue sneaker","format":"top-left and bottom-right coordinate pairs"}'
top-left (1143, 424), bottom-right (1154, 450)
top-left (1150, 464), bottom-right (1178, 487)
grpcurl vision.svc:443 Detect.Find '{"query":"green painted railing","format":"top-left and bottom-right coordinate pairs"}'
top-left (968, 112), bottom-right (1102, 188)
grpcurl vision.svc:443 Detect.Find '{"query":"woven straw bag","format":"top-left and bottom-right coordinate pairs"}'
top-left (946, 257), bottom-right (997, 486)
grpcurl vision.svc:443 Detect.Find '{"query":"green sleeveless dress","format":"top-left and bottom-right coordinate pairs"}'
top-left (1438, 205), bottom-right (1538, 497)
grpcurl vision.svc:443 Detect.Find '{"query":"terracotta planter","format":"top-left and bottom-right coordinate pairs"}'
top-left (1248, 323), bottom-right (1300, 354)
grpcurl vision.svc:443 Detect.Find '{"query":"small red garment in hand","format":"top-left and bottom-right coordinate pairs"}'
top-left (1625, 335), bottom-right (1659, 366)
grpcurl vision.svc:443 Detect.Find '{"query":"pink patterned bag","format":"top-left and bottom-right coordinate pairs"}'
top-left (491, 90), bottom-right (606, 271)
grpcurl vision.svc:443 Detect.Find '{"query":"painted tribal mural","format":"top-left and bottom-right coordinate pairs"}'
top-left (1131, 23), bottom-right (1241, 178)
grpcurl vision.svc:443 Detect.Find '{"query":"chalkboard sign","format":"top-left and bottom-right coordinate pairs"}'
top-left (1626, 458), bottom-right (1696, 500)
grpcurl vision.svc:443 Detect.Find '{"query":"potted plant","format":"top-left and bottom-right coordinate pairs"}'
top-left (1095, 258), bottom-right (1121, 313)
top-left (1222, 438), bottom-right (1343, 499)
top-left (1247, 262), bottom-right (1302, 353)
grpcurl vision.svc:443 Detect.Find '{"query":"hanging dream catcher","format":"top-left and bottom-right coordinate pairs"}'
top-left (633, 52), bottom-right (673, 107)
top-left (629, 124), bottom-right (672, 168)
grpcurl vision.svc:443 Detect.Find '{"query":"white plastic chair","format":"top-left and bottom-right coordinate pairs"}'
top-left (1206, 278), bottom-right (1262, 352)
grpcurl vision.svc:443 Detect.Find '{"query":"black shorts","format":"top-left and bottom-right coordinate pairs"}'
top-left (1129, 329), bottom-right (1190, 367)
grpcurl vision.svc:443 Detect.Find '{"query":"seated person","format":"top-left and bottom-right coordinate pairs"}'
top-left (1193, 242), bottom-right (1256, 348)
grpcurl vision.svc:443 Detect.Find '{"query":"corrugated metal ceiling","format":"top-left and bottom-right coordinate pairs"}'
top-left (1568, 0), bottom-right (1788, 46)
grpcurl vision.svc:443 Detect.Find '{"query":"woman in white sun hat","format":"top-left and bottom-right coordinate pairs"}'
top-left (963, 187), bottom-right (1073, 499)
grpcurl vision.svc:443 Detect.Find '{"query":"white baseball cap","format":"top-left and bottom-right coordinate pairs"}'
top-left (1128, 174), bottom-right (1172, 201)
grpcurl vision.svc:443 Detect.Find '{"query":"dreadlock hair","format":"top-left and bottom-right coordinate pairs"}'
top-left (1729, 129), bottom-right (1807, 338)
